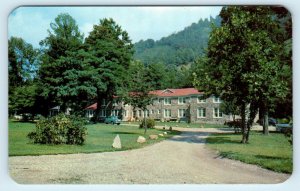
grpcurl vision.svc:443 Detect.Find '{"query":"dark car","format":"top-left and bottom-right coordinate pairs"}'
top-left (104, 116), bottom-right (121, 125)
top-left (269, 118), bottom-right (277, 126)
top-left (258, 118), bottom-right (277, 126)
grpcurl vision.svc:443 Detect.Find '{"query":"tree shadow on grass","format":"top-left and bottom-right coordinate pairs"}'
top-left (254, 154), bottom-right (291, 160)
top-left (10, 120), bottom-right (36, 124)
top-left (111, 131), bottom-right (141, 135)
top-left (206, 135), bottom-right (241, 145)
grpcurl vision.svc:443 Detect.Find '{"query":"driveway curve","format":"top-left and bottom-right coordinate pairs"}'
top-left (9, 128), bottom-right (290, 184)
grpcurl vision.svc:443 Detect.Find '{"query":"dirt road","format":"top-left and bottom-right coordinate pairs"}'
top-left (9, 128), bottom-right (290, 184)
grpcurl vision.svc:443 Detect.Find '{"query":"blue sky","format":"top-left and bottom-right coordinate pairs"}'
top-left (8, 6), bottom-right (222, 48)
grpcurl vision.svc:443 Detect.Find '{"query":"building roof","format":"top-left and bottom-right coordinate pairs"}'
top-left (149, 88), bottom-right (203, 97)
top-left (85, 103), bottom-right (97, 110)
top-left (85, 88), bottom-right (203, 110)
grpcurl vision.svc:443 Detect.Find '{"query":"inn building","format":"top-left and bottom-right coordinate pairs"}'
top-left (85, 88), bottom-right (231, 124)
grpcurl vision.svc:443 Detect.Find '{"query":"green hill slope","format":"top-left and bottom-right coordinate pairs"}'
top-left (134, 16), bottom-right (221, 66)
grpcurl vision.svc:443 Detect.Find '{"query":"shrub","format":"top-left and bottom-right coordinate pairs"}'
top-left (27, 114), bottom-right (87, 145)
top-left (139, 118), bottom-right (156, 129)
top-left (282, 127), bottom-right (293, 145)
top-left (225, 119), bottom-right (242, 133)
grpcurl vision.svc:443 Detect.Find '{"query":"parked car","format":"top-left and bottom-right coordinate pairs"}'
top-left (104, 116), bottom-right (121, 125)
top-left (269, 118), bottom-right (277, 126)
top-left (276, 122), bottom-right (292, 133)
top-left (257, 117), bottom-right (277, 126)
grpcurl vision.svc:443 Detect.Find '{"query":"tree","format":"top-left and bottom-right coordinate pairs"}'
top-left (8, 37), bottom-right (39, 115)
top-left (38, 13), bottom-right (84, 114)
top-left (9, 84), bottom-right (38, 118)
top-left (84, 18), bottom-right (134, 119)
top-left (268, 7), bottom-right (292, 120)
top-left (220, 99), bottom-right (240, 121)
top-left (194, 6), bottom-right (291, 143)
top-left (121, 61), bottom-right (154, 133)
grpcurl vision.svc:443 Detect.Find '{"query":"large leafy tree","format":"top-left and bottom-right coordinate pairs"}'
top-left (9, 84), bottom-right (38, 116)
top-left (8, 37), bottom-right (39, 90)
top-left (8, 37), bottom-right (39, 115)
top-left (194, 6), bottom-right (291, 143)
top-left (121, 61), bottom-right (154, 133)
top-left (38, 13), bottom-right (84, 113)
top-left (145, 62), bottom-right (169, 90)
top-left (268, 7), bottom-right (292, 120)
top-left (84, 18), bottom-right (134, 119)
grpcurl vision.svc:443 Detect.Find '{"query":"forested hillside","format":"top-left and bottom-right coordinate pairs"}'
top-left (134, 16), bottom-right (221, 66)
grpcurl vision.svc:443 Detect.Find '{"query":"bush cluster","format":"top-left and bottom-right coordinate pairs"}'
top-left (28, 114), bottom-right (87, 145)
top-left (224, 120), bottom-right (242, 133)
top-left (139, 118), bottom-right (156, 129)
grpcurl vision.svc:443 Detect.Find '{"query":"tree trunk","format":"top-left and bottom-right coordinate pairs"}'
top-left (143, 109), bottom-right (147, 134)
top-left (241, 103), bottom-right (247, 144)
top-left (259, 107), bottom-right (264, 125)
top-left (246, 102), bottom-right (259, 143)
top-left (246, 123), bottom-right (251, 143)
top-left (95, 89), bottom-right (103, 122)
top-left (263, 109), bottom-right (269, 135)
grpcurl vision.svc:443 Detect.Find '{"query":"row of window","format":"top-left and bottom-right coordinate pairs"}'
top-left (89, 108), bottom-right (223, 119)
top-left (161, 108), bottom-right (222, 118)
top-left (161, 96), bottom-right (221, 105)
top-left (99, 96), bottom-right (221, 107)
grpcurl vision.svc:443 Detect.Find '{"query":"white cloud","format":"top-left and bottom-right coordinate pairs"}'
top-left (80, 23), bottom-right (94, 39)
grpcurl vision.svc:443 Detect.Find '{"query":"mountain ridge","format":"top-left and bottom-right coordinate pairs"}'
top-left (133, 15), bottom-right (221, 66)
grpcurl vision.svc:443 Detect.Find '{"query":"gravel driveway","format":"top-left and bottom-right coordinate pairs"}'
top-left (9, 128), bottom-right (290, 184)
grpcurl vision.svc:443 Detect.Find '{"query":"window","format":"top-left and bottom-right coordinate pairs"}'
top-left (87, 110), bottom-right (94, 117)
top-left (157, 109), bottom-right (161, 114)
top-left (214, 108), bottom-right (223, 118)
top-left (144, 110), bottom-right (149, 117)
top-left (178, 97), bottom-right (187, 104)
top-left (138, 110), bottom-right (142, 117)
top-left (164, 98), bottom-right (171, 105)
top-left (197, 108), bottom-right (206, 118)
top-left (123, 110), bottom-right (127, 117)
top-left (100, 109), bottom-right (106, 117)
top-left (133, 110), bottom-right (136, 117)
top-left (197, 95), bottom-right (206, 103)
top-left (178, 109), bottom-right (187, 117)
top-left (213, 96), bottom-right (221, 103)
top-left (164, 109), bottom-right (171, 118)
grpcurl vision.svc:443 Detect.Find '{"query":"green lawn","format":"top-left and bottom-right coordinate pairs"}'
top-left (206, 132), bottom-right (293, 173)
top-left (9, 121), bottom-right (180, 156)
top-left (124, 121), bottom-right (225, 128)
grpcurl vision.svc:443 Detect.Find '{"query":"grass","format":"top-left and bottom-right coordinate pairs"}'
top-left (9, 121), bottom-right (180, 156)
top-left (206, 132), bottom-right (293, 173)
top-left (123, 121), bottom-right (225, 128)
